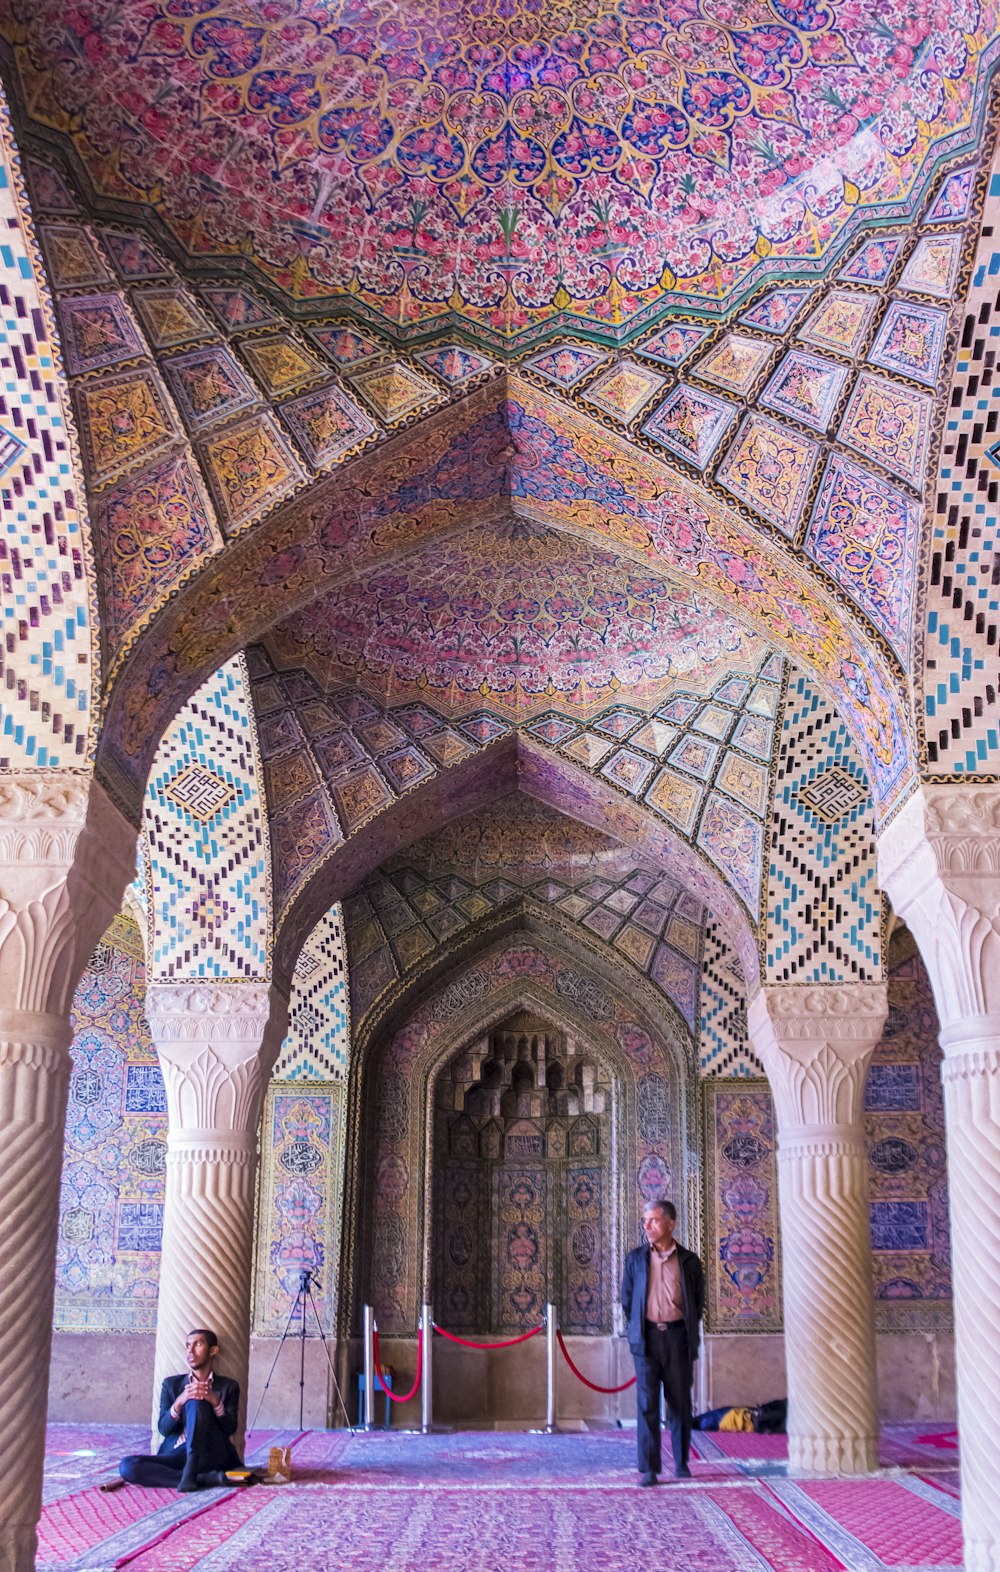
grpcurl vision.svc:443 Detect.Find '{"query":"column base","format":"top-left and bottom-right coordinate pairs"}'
top-left (965, 1532), bottom-right (1000, 1572)
top-left (789, 1433), bottom-right (878, 1474)
top-left (0, 1525), bottom-right (37, 1572)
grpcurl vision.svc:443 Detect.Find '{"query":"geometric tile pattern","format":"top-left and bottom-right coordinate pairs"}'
top-left (0, 89), bottom-right (94, 768)
top-left (759, 351), bottom-right (849, 432)
top-left (838, 234), bottom-right (906, 285)
top-left (765, 666), bottom-right (880, 983)
top-left (798, 291), bottom-right (879, 356)
top-left (142, 656), bottom-right (271, 979)
top-left (921, 158), bottom-right (1000, 777)
top-left (698, 920), bottom-right (761, 1078)
top-left (583, 360), bottom-right (666, 422)
top-left (272, 904), bottom-right (350, 1080)
top-left (693, 334), bottom-right (773, 395)
top-left (641, 384), bottom-right (737, 470)
top-left (56, 292), bottom-right (146, 376)
top-left (344, 795), bottom-right (706, 1033)
top-left (899, 233), bottom-right (963, 300)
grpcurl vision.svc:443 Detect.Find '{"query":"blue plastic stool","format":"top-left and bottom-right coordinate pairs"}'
top-left (356, 1370), bottom-right (393, 1428)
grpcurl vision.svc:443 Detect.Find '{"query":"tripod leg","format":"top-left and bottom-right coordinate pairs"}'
top-left (306, 1287), bottom-right (356, 1433)
top-left (246, 1290), bottom-right (305, 1441)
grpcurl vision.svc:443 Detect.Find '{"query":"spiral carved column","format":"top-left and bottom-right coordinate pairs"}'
top-left (748, 983), bottom-right (887, 1475)
top-left (879, 785), bottom-right (1000, 1572)
top-left (145, 983), bottom-right (288, 1446)
top-left (0, 774), bottom-right (136, 1572)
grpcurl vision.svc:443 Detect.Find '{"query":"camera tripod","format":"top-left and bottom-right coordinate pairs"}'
top-left (249, 1268), bottom-right (355, 1435)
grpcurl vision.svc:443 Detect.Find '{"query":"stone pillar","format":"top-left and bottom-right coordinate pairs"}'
top-left (145, 982), bottom-right (289, 1444)
top-left (879, 784), bottom-right (1000, 1572)
top-left (748, 983), bottom-right (888, 1474)
top-left (0, 773), bottom-right (136, 1572)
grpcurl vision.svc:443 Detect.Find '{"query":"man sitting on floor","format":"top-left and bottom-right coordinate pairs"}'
top-left (119, 1329), bottom-right (248, 1492)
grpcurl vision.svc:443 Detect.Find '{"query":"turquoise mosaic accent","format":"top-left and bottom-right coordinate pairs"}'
top-left (765, 668), bottom-right (881, 982)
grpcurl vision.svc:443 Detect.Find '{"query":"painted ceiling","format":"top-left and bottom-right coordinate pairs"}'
top-left (265, 515), bottom-right (766, 718)
top-left (6, 0), bottom-right (997, 345)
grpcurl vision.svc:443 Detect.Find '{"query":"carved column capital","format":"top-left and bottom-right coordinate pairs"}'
top-left (878, 784), bottom-right (1000, 1027)
top-left (748, 983), bottom-right (888, 1133)
top-left (146, 982), bottom-right (288, 1144)
top-left (0, 772), bottom-right (137, 1017)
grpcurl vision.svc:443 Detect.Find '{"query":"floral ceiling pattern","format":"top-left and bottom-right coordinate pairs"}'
top-left (5, 0), bottom-right (997, 344)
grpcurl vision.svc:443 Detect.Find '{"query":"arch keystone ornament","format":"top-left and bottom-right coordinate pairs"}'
top-left (0, 772), bottom-right (136, 1572)
top-left (144, 981), bottom-right (289, 1445)
top-left (878, 784), bottom-right (1000, 1572)
top-left (748, 982), bottom-right (888, 1476)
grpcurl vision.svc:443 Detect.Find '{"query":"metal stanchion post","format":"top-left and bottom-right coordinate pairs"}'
top-left (363, 1304), bottom-right (376, 1431)
top-left (421, 1303), bottom-right (433, 1433)
top-left (545, 1302), bottom-right (557, 1433)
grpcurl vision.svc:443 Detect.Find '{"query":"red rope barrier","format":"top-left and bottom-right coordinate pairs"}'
top-left (372, 1328), bottom-right (423, 1404)
top-left (432, 1322), bottom-right (544, 1349)
top-left (556, 1330), bottom-right (636, 1393)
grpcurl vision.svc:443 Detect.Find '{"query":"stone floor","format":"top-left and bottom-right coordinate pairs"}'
top-left (37, 1422), bottom-right (963, 1571)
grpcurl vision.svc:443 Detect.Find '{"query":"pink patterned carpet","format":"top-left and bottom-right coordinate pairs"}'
top-left (38, 1423), bottom-right (963, 1571)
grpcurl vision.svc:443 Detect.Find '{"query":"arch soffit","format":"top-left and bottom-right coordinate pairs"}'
top-left (97, 376), bottom-right (912, 823)
top-left (270, 734), bottom-right (761, 997)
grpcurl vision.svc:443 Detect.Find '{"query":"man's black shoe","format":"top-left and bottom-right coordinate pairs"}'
top-left (675, 1464), bottom-right (692, 1479)
top-left (639, 1471), bottom-right (658, 1486)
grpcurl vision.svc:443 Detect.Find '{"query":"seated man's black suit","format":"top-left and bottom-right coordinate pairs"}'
top-left (119, 1373), bottom-right (242, 1490)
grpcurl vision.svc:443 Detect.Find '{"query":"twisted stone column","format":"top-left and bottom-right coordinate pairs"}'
top-left (748, 983), bottom-right (887, 1474)
top-left (145, 983), bottom-right (289, 1445)
top-left (879, 785), bottom-right (1000, 1572)
top-left (0, 773), bottom-right (136, 1572)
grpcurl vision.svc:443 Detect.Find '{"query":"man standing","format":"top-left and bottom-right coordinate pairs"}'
top-left (621, 1198), bottom-right (705, 1486)
top-left (119, 1329), bottom-right (246, 1492)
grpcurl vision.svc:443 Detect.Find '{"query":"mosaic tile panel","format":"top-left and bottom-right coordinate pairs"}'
top-left (279, 381), bottom-right (377, 469)
top-left (350, 362), bottom-right (442, 423)
top-left (738, 288), bottom-right (810, 335)
top-left (56, 921), bottom-right (165, 1331)
top-left (253, 1083), bottom-right (346, 1336)
top-left (698, 921), bottom-right (760, 1078)
top-left (163, 346), bottom-right (260, 433)
top-left (758, 351), bottom-right (849, 432)
top-left (765, 667), bottom-right (880, 983)
top-left (899, 233), bottom-right (963, 299)
top-left (927, 166), bottom-right (976, 224)
top-left (199, 413), bottom-right (304, 534)
top-left (637, 323), bottom-right (711, 368)
top-left (583, 359), bottom-right (666, 422)
top-left (93, 452), bottom-right (219, 661)
top-left (200, 286), bottom-right (277, 334)
top-left (143, 656), bottom-right (271, 979)
top-left (39, 222), bottom-right (109, 289)
top-left (240, 333), bottom-right (328, 399)
top-left (307, 323), bottom-right (384, 367)
top-left (868, 300), bottom-right (948, 387)
top-left (57, 292), bottom-right (146, 376)
top-left (705, 1084), bottom-right (780, 1330)
top-left (922, 158), bottom-right (1000, 777)
top-left (73, 368), bottom-right (178, 488)
top-left (837, 372), bottom-right (933, 487)
top-left (414, 344), bottom-right (494, 384)
top-left (100, 229), bottom-right (171, 282)
top-left (798, 291), bottom-right (879, 356)
top-left (693, 334), bottom-right (772, 395)
top-left (716, 414), bottom-right (819, 536)
top-left (0, 90), bottom-right (94, 768)
top-left (697, 791), bottom-right (764, 916)
top-left (522, 344), bottom-right (607, 388)
top-left (132, 288), bottom-right (213, 349)
top-left (806, 452), bottom-right (920, 657)
top-left (641, 384), bottom-right (736, 470)
top-left (838, 233), bottom-right (906, 285)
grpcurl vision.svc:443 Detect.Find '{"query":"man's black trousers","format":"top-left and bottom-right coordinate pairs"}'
top-left (633, 1322), bottom-right (693, 1475)
top-left (119, 1400), bottom-right (236, 1488)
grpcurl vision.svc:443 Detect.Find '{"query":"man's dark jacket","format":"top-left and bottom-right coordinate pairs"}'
top-left (155, 1373), bottom-right (241, 1463)
top-left (621, 1242), bottom-right (705, 1359)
